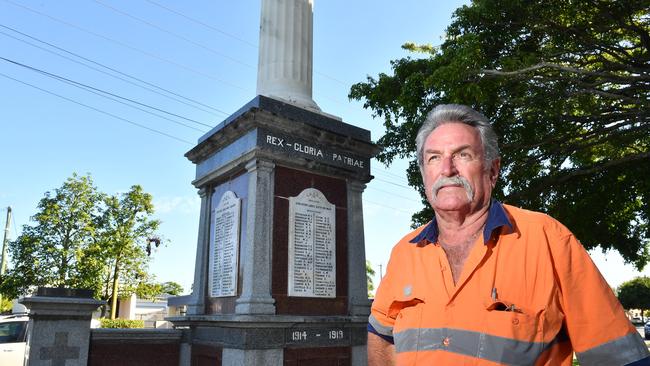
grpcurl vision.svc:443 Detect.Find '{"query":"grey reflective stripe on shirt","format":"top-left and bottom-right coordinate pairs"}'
top-left (394, 327), bottom-right (555, 366)
top-left (369, 314), bottom-right (394, 337)
top-left (576, 332), bottom-right (650, 366)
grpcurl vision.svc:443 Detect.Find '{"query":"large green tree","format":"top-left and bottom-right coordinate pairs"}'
top-left (0, 174), bottom-right (103, 299)
top-left (618, 276), bottom-right (650, 319)
top-left (0, 175), bottom-right (163, 318)
top-left (350, 0), bottom-right (649, 267)
top-left (96, 185), bottom-right (161, 319)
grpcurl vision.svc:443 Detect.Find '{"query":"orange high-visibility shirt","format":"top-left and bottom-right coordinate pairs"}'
top-left (370, 201), bottom-right (649, 365)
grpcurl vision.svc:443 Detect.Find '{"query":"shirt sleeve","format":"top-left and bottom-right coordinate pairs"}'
top-left (547, 219), bottom-right (650, 365)
top-left (369, 244), bottom-right (405, 342)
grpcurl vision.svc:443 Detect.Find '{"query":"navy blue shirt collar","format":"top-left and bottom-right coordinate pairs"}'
top-left (410, 200), bottom-right (513, 245)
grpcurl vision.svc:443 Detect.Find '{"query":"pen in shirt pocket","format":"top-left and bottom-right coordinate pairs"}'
top-left (488, 288), bottom-right (523, 313)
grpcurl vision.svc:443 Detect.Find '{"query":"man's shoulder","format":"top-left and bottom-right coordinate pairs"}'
top-left (502, 203), bottom-right (554, 223)
top-left (501, 203), bottom-right (573, 237)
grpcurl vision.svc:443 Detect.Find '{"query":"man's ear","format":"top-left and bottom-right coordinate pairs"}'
top-left (490, 158), bottom-right (501, 187)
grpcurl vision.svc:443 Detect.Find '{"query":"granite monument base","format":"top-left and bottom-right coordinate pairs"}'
top-left (168, 314), bottom-right (367, 366)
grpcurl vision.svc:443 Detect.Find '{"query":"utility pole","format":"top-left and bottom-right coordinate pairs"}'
top-left (379, 263), bottom-right (384, 281)
top-left (0, 206), bottom-right (12, 308)
top-left (1, 206), bottom-right (11, 275)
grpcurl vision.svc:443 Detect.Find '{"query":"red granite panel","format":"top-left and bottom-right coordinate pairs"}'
top-left (191, 344), bottom-right (223, 366)
top-left (273, 165), bottom-right (348, 315)
top-left (284, 346), bottom-right (351, 366)
top-left (88, 342), bottom-right (180, 366)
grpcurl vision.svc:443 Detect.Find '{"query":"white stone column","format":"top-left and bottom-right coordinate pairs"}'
top-left (235, 159), bottom-right (276, 314)
top-left (257, 0), bottom-right (320, 111)
top-left (187, 187), bottom-right (212, 315)
top-left (347, 180), bottom-right (371, 366)
top-left (347, 181), bottom-right (371, 316)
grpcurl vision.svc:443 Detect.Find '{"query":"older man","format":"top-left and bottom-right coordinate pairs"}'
top-left (368, 104), bottom-right (649, 365)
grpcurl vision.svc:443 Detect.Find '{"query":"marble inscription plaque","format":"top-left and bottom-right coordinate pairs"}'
top-left (288, 188), bottom-right (336, 298)
top-left (209, 190), bottom-right (241, 297)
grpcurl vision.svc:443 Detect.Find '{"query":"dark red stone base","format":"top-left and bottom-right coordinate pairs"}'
top-left (284, 346), bottom-right (351, 366)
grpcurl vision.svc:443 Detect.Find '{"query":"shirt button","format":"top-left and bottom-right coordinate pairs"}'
top-left (512, 318), bottom-right (519, 325)
top-left (442, 337), bottom-right (450, 347)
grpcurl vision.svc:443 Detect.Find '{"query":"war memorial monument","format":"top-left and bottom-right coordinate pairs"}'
top-left (169, 0), bottom-right (379, 364)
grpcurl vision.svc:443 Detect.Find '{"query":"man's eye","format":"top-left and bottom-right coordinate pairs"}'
top-left (428, 155), bottom-right (441, 163)
top-left (454, 151), bottom-right (473, 160)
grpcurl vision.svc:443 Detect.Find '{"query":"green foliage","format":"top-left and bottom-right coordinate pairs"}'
top-left (618, 276), bottom-right (650, 311)
top-left (366, 260), bottom-right (376, 297)
top-left (0, 174), bottom-right (103, 298)
top-left (95, 185), bottom-right (161, 318)
top-left (0, 297), bottom-right (12, 313)
top-left (160, 281), bottom-right (184, 296)
top-left (99, 318), bottom-right (144, 329)
top-left (0, 174), bottom-right (163, 315)
top-left (350, 0), bottom-right (650, 268)
top-left (134, 280), bottom-right (163, 301)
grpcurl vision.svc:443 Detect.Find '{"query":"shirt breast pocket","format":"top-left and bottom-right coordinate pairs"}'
top-left (389, 295), bottom-right (424, 334)
top-left (484, 307), bottom-right (544, 341)
top-left (390, 295), bottom-right (425, 359)
top-left (482, 305), bottom-right (547, 365)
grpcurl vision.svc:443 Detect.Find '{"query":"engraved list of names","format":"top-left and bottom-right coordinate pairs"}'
top-left (288, 188), bottom-right (336, 298)
top-left (209, 190), bottom-right (241, 297)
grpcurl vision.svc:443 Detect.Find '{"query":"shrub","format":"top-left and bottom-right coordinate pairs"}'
top-left (99, 318), bottom-right (144, 328)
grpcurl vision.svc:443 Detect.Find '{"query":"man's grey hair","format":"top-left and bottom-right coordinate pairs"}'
top-left (415, 104), bottom-right (500, 172)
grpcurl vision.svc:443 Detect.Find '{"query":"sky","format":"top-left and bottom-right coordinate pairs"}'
top-left (0, 0), bottom-right (647, 296)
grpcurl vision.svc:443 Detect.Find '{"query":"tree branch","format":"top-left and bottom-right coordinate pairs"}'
top-left (507, 151), bottom-right (650, 201)
top-left (482, 62), bottom-right (650, 82)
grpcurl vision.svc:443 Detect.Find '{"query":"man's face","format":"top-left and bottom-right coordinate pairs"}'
top-left (421, 122), bottom-right (499, 215)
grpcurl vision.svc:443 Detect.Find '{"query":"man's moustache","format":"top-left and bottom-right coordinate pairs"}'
top-left (431, 176), bottom-right (474, 201)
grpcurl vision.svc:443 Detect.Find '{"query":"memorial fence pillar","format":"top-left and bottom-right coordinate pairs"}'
top-left (20, 289), bottom-right (104, 366)
top-left (235, 159), bottom-right (276, 314)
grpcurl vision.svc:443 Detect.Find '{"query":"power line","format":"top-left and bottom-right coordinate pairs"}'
top-left (93, 0), bottom-right (255, 69)
top-left (0, 2), bottom-right (382, 149)
top-left (373, 170), bottom-right (411, 185)
top-left (1, 0), bottom-right (376, 127)
top-left (1, 0), bottom-right (250, 92)
top-left (0, 56), bottom-right (211, 132)
top-left (0, 23), bottom-right (230, 117)
top-left (362, 199), bottom-right (415, 215)
top-left (0, 71), bottom-right (194, 145)
top-left (109, 0), bottom-right (354, 107)
top-left (93, 0), bottom-right (355, 108)
top-left (142, 0), bottom-right (351, 90)
top-left (366, 186), bottom-right (420, 204)
top-left (374, 164), bottom-right (412, 181)
top-left (2, 57), bottom-right (420, 200)
top-left (372, 176), bottom-right (414, 190)
top-left (144, 0), bottom-right (257, 48)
